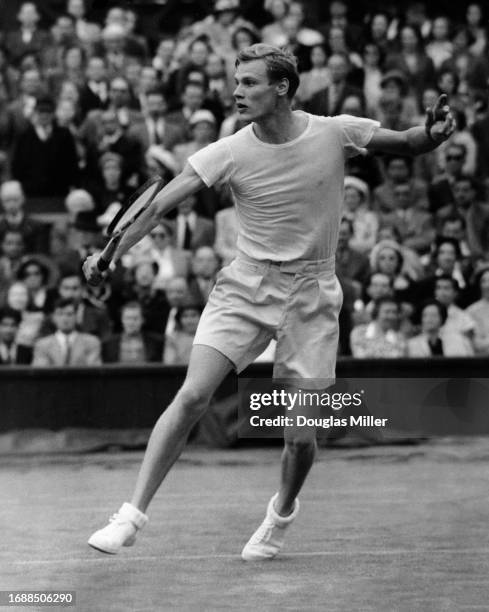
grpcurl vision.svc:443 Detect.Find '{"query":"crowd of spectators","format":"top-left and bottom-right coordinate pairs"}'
top-left (1, 0), bottom-right (489, 366)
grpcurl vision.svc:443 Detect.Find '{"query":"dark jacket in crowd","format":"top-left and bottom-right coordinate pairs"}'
top-left (0, 344), bottom-right (33, 365)
top-left (11, 123), bottom-right (79, 197)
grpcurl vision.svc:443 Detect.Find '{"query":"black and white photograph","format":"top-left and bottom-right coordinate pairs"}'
top-left (1, 0), bottom-right (489, 610)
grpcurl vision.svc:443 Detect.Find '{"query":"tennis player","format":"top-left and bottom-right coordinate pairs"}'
top-left (83, 44), bottom-right (454, 560)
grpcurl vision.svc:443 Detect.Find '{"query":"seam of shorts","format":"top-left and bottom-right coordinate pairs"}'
top-left (275, 272), bottom-right (301, 333)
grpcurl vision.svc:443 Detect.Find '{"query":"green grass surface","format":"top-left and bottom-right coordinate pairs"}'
top-left (1, 440), bottom-right (489, 611)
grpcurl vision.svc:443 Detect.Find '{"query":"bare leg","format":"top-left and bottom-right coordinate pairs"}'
top-left (275, 428), bottom-right (317, 517)
top-left (130, 345), bottom-right (233, 512)
top-left (240, 424), bottom-right (317, 561)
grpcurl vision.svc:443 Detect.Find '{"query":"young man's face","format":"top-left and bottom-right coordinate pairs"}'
top-left (377, 302), bottom-right (398, 329)
top-left (36, 109), bottom-right (54, 130)
top-left (1, 233), bottom-right (24, 259)
top-left (421, 305), bottom-right (442, 333)
top-left (234, 59), bottom-right (285, 122)
top-left (180, 308), bottom-right (200, 334)
top-left (165, 278), bottom-right (188, 306)
top-left (437, 243), bottom-right (456, 271)
top-left (189, 41), bottom-right (209, 66)
top-left (387, 159), bottom-right (409, 183)
top-left (454, 180), bottom-right (475, 208)
top-left (435, 280), bottom-right (456, 306)
top-left (327, 54), bottom-right (348, 83)
top-left (393, 184), bottom-right (412, 209)
top-left (182, 85), bottom-right (204, 112)
top-left (59, 276), bottom-right (83, 303)
top-left (109, 80), bottom-right (129, 107)
top-left (146, 93), bottom-right (166, 119)
top-left (22, 264), bottom-right (44, 290)
top-left (445, 147), bottom-right (465, 175)
top-left (192, 121), bottom-right (215, 143)
top-left (86, 58), bottom-right (106, 82)
top-left (442, 220), bottom-right (464, 242)
top-left (377, 248), bottom-right (399, 275)
top-left (367, 273), bottom-right (392, 300)
top-left (54, 305), bottom-right (77, 333)
top-left (134, 263), bottom-right (155, 288)
top-left (102, 113), bottom-right (119, 135)
top-left (192, 248), bottom-right (219, 278)
top-left (102, 161), bottom-right (121, 184)
top-left (21, 70), bottom-right (41, 96)
top-left (0, 317), bottom-right (18, 344)
top-left (121, 307), bottom-right (143, 335)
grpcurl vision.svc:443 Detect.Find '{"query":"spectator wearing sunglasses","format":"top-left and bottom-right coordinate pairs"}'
top-left (143, 222), bottom-right (191, 291)
top-left (428, 143), bottom-right (467, 214)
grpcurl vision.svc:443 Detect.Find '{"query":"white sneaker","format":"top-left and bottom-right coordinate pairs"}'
top-left (241, 493), bottom-right (299, 561)
top-left (88, 502), bottom-right (148, 554)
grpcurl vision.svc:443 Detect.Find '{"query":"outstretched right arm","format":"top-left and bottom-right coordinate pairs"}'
top-left (83, 163), bottom-right (205, 285)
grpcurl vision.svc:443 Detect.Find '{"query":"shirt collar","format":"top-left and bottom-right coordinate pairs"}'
top-left (179, 211), bottom-right (196, 224)
top-left (55, 330), bottom-right (77, 344)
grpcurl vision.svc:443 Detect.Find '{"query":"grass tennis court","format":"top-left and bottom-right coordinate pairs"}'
top-left (2, 440), bottom-right (489, 611)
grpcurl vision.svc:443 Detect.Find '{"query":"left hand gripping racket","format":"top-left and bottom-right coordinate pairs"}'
top-left (96, 176), bottom-right (164, 272)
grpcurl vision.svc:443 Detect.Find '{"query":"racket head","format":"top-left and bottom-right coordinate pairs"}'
top-left (105, 176), bottom-right (164, 237)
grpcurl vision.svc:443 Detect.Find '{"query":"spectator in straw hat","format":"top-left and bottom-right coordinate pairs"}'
top-left (145, 222), bottom-right (191, 291)
top-left (262, 0), bottom-right (291, 47)
top-left (192, 0), bottom-right (252, 57)
top-left (172, 110), bottom-right (220, 218)
top-left (144, 146), bottom-right (179, 183)
top-left (373, 69), bottom-right (418, 129)
top-left (172, 110), bottom-right (217, 171)
top-left (343, 176), bottom-right (378, 253)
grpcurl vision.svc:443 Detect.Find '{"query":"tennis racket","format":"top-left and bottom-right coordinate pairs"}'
top-left (96, 176), bottom-right (164, 272)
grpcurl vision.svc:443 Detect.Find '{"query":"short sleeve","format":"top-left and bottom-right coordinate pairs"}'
top-left (187, 138), bottom-right (235, 187)
top-left (333, 114), bottom-right (380, 159)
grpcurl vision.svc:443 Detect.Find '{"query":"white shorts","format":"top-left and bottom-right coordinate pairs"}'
top-left (193, 253), bottom-right (343, 380)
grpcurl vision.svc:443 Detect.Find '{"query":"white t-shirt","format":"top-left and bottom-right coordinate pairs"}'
top-left (188, 111), bottom-right (379, 262)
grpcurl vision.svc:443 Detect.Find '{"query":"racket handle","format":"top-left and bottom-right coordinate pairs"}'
top-left (97, 236), bottom-right (120, 272)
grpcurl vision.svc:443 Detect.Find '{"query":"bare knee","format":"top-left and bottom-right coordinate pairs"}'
top-left (284, 434), bottom-right (317, 455)
top-left (173, 384), bottom-right (212, 419)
